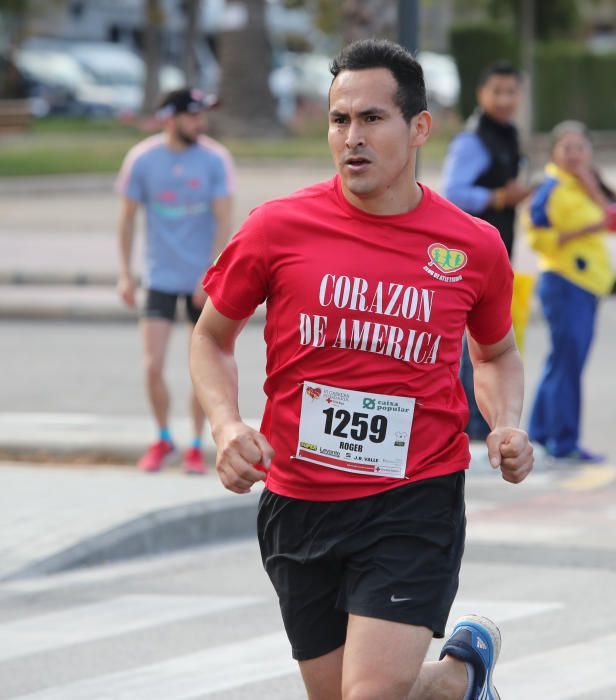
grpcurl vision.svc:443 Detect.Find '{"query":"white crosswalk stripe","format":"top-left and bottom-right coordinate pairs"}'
top-left (12, 632), bottom-right (294, 700)
top-left (4, 596), bottom-right (565, 699)
top-left (0, 594), bottom-right (260, 663)
top-left (497, 633), bottom-right (616, 700)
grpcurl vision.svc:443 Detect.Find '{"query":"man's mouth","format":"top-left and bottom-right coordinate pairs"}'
top-left (344, 156), bottom-right (371, 170)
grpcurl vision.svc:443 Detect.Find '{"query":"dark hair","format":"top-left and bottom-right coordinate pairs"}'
top-left (330, 39), bottom-right (427, 123)
top-left (477, 61), bottom-right (521, 88)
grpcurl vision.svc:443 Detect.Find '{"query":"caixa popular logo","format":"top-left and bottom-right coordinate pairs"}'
top-left (362, 397), bottom-right (376, 410)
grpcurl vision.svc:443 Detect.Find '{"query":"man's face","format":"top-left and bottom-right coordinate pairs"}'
top-left (552, 131), bottom-right (592, 173)
top-left (173, 111), bottom-right (206, 144)
top-left (477, 74), bottom-right (521, 124)
top-left (328, 68), bottom-right (427, 209)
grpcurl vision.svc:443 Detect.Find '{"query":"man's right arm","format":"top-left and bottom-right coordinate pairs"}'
top-left (190, 300), bottom-right (274, 494)
top-left (442, 133), bottom-right (531, 212)
top-left (117, 197), bottom-right (140, 307)
top-left (442, 133), bottom-right (493, 213)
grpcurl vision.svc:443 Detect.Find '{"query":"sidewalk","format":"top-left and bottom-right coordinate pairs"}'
top-left (0, 460), bottom-right (262, 582)
top-left (2, 164), bottom-right (615, 584)
top-left (0, 411), bottom-right (266, 582)
top-left (0, 409), bottom-right (531, 586)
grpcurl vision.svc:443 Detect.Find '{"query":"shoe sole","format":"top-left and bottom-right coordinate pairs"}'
top-left (456, 614), bottom-right (501, 700)
top-left (183, 466), bottom-right (207, 475)
top-left (138, 450), bottom-right (178, 473)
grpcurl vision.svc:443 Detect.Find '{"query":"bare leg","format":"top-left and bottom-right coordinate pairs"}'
top-left (341, 615), bottom-right (467, 700)
top-left (408, 657), bottom-right (468, 699)
top-left (140, 318), bottom-right (174, 431)
top-left (188, 323), bottom-right (205, 440)
top-left (298, 645), bottom-right (344, 700)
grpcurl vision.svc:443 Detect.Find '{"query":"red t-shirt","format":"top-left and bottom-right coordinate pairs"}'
top-left (203, 176), bottom-right (513, 501)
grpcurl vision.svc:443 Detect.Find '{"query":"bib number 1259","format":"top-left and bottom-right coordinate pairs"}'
top-left (296, 382), bottom-right (415, 479)
top-left (322, 408), bottom-right (387, 443)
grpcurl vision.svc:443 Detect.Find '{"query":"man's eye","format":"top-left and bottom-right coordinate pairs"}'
top-left (366, 115), bottom-right (380, 123)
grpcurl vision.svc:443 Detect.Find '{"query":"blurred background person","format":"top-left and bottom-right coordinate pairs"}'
top-left (116, 87), bottom-right (234, 474)
top-left (441, 61), bottom-right (532, 441)
top-left (525, 120), bottom-right (616, 464)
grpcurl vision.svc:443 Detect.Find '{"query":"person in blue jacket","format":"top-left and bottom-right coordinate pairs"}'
top-left (442, 62), bottom-right (532, 440)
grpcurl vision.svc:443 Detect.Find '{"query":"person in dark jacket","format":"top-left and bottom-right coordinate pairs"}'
top-left (442, 61), bottom-right (532, 440)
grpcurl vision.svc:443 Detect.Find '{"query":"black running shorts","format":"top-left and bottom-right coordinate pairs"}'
top-left (258, 472), bottom-right (466, 661)
top-left (143, 289), bottom-right (201, 324)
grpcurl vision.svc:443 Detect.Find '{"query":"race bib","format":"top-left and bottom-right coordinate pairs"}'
top-left (295, 381), bottom-right (415, 478)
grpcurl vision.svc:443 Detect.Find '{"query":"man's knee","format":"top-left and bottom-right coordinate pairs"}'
top-left (144, 357), bottom-right (164, 383)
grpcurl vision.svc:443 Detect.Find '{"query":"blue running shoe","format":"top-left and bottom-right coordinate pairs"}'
top-left (439, 614), bottom-right (501, 700)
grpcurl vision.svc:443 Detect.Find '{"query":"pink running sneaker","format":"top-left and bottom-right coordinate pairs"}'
top-left (183, 447), bottom-right (207, 475)
top-left (137, 440), bottom-right (175, 472)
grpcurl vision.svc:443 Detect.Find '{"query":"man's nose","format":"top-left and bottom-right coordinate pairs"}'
top-left (345, 120), bottom-right (366, 149)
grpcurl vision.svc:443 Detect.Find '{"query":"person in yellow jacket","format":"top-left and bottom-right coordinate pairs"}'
top-left (526, 120), bottom-right (615, 463)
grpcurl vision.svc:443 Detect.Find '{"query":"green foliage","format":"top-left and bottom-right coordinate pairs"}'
top-left (315, 0), bottom-right (342, 36)
top-left (486, 0), bottom-right (580, 40)
top-left (449, 22), bottom-right (519, 119)
top-left (534, 43), bottom-right (616, 131)
top-left (0, 115), bottom-right (453, 176)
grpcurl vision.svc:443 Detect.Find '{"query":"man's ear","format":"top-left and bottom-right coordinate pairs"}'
top-left (410, 110), bottom-right (432, 148)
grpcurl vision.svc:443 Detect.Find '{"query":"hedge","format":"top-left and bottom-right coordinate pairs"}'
top-left (450, 23), bottom-right (616, 131)
top-left (534, 43), bottom-right (616, 131)
top-left (449, 22), bottom-right (519, 120)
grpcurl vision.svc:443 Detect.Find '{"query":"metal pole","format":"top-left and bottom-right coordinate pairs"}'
top-left (398, 0), bottom-right (421, 176)
top-left (520, 0), bottom-right (534, 147)
top-left (398, 0), bottom-right (419, 56)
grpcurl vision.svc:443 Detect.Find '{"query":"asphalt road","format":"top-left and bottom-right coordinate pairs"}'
top-left (1, 461), bottom-right (615, 700)
top-left (2, 294), bottom-right (616, 456)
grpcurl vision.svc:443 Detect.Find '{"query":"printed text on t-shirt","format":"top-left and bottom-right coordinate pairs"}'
top-left (298, 274), bottom-right (441, 365)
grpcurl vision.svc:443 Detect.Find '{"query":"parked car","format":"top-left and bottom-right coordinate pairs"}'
top-left (417, 51), bottom-right (460, 111)
top-left (18, 38), bottom-right (186, 117)
top-left (15, 46), bottom-right (116, 117)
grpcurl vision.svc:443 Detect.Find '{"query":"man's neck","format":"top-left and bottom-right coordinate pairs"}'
top-left (164, 131), bottom-right (191, 152)
top-left (480, 110), bottom-right (513, 128)
top-left (342, 180), bottom-right (423, 217)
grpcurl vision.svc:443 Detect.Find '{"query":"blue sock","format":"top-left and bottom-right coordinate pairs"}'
top-left (192, 437), bottom-right (202, 450)
top-left (463, 662), bottom-right (475, 700)
top-left (159, 427), bottom-right (173, 444)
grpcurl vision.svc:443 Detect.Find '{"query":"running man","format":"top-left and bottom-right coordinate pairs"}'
top-left (191, 40), bottom-right (533, 699)
top-left (117, 87), bottom-right (234, 474)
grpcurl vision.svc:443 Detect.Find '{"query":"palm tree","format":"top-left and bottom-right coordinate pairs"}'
top-left (181, 0), bottom-right (200, 87)
top-left (141, 0), bottom-right (163, 114)
top-left (342, 0), bottom-right (398, 44)
top-left (213, 0), bottom-right (281, 136)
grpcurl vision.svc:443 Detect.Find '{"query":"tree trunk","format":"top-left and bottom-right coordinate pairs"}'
top-left (213, 0), bottom-right (282, 137)
top-left (141, 0), bottom-right (163, 115)
top-left (182, 0), bottom-right (201, 87)
top-left (342, 0), bottom-right (398, 44)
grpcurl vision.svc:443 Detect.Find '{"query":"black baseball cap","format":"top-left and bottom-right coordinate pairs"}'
top-left (156, 88), bottom-right (218, 118)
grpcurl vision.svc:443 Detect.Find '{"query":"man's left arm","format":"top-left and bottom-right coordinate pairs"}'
top-left (468, 328), bottom-right (534, 483)
top-left (193, 195), bottom-right (232, 308)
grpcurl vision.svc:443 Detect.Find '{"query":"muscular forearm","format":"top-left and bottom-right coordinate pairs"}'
top-left (472, 345), bottom-right (524, 430)
top-left (190, 327), bottom-right (243, 438)
top-left (117, 218), bottom-right (135, 277)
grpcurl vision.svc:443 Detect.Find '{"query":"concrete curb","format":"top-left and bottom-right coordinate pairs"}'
top-left (0, 286), bottom-right (267, 323)
top-left (1, 492), bottom-right (260, 582)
